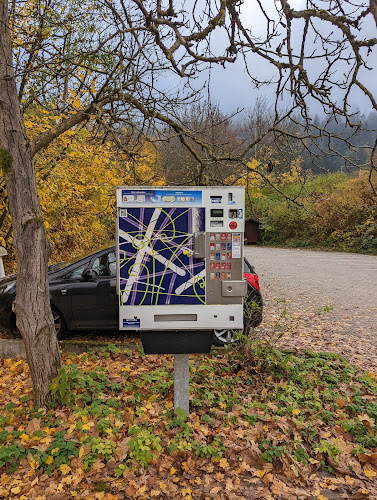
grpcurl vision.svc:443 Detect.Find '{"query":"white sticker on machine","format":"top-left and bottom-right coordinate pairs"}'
top-left (232, 233), bottom-right (241, 258)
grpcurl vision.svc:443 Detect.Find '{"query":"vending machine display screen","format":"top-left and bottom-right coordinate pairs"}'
top-left (210, 208), bottom-right (224, 217)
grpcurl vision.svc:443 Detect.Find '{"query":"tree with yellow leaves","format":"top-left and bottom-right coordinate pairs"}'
top-left (1, 108), bottom-right (165, 267)
top-left (1, 0), bottom-right (237, 407)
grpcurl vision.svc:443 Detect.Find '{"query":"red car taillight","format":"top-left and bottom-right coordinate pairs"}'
top-left (243, 272), bottom-right (260, 292)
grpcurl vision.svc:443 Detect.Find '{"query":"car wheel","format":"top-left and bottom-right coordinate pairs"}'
top-left (213, 308), bottom-right (259, 347)
top-left (52, 308), bottom-right (67, 340)
top-left (213, 329), bottom-right (236, 347)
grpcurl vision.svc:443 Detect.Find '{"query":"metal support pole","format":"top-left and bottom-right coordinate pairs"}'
top-left (174, 353), bottom-right (189, 413)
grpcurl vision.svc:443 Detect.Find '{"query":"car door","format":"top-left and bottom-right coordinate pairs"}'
top-left (49, 261), bottom-right (90, 329)
top-left (69, 250), bottom-right (118, 329)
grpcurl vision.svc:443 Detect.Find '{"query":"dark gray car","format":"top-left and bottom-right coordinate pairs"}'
top-left (0, 245), bottom-right (262, 344)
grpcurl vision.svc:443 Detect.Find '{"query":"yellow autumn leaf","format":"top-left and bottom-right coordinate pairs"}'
top-left (181, 487), bottom-right (193, 498)
top-left (30, 459), bottom-right (39, 470)
top-left (219, 458), bottom-right (229, 469)
top-left (12, 383), bottom-right (22, 393)
top-left (170, 466), bottom-right (176, 475)
top-left (45, 456), bottom-right (53, 464)
top-left (40, 436), bottom-right (52, 444)
top-left (292, 409), bottom-right (300, 416)
top-left (60, 464), bottom-right (71, 475)
top-left (263, 473), bottom-right (273, 484)
top-left (235, 429), bottom-right (244, 439)
top-left (11, 487), bottom-right (21, 495)
top-left (159, 481), bottom-right (168, 492)
top-left (364, 469), bottom-right (377, 478)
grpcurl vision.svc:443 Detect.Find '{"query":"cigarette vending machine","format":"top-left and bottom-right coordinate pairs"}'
top-left (116, 186), bottom-right (246, 353)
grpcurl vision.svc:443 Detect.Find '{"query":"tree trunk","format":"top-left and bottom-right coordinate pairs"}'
top-left (0, 0), bottom-right (61, 407)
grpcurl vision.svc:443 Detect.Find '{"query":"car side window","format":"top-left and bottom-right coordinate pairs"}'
top-left (243, 259), bottom-right (252, 273)
top-left (108, 251), bottom-right (116, 276)
top-left (65, 265), bottom-right (86, 280)
top-left (92, 257), bottom-right (102, 276)
top-left (91, 251), bottom-right (116, 277)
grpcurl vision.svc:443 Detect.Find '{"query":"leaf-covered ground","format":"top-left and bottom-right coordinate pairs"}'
top-left (0, 344), bottom-right (377, 499)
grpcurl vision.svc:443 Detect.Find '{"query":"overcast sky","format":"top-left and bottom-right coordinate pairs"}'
top-left (194, 1), bottom-right (377, 118)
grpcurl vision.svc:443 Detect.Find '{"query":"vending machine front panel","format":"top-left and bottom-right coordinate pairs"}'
top-left (117, 187), bottom-right (245, 331)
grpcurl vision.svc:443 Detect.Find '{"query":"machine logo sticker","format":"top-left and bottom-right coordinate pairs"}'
top-left (123, 319), bottom-right (141, 328)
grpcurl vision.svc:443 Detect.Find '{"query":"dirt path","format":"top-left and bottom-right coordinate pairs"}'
top-left (244, 246), bottom-right (377, 374)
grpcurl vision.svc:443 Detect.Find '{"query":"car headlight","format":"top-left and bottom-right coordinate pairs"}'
top-left (0, 282), bottom-right (15, 294)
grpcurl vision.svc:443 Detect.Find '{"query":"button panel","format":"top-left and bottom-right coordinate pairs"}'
top-left (206, 232), bottom-right (243, 305)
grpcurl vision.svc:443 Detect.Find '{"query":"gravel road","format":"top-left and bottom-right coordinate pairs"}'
top-left (244, 246), bottom-right (377, 373)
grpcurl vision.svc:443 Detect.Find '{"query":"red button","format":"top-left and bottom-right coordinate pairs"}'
top-left (229, 221), bottom-right (238, 230)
